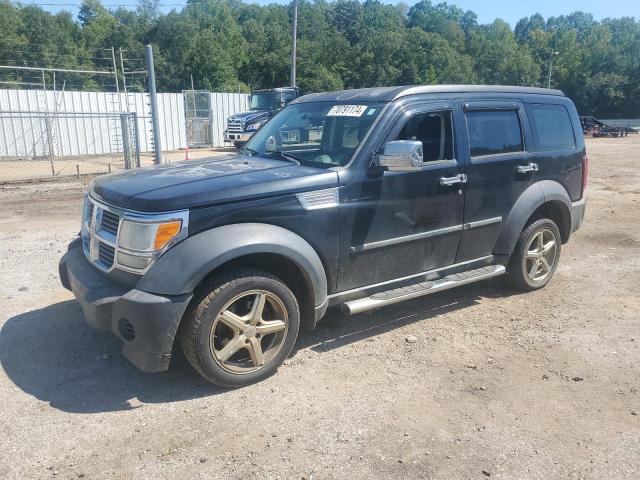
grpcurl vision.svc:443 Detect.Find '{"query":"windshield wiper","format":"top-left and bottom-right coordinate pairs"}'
top-left (271, 150), bottom-right (301, 165)
top-left (241, 147), bottom-right (301, 165)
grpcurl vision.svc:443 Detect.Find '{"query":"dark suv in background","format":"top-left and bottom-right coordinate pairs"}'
top-left (60, 85), bottom-right (587, 387)
top-left (224, 87), bottom-right (299, 148)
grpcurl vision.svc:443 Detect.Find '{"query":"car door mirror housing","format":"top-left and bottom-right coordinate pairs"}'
top-left (377, 140), bottom-right (423, 171)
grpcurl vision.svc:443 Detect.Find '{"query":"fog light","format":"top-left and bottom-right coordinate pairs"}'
top-left (118, 318), bottom-right (136, 341)
top-left (117, 251), bottom-right (152, 270)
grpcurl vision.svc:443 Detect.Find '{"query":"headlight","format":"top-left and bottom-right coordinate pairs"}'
top-left (118, 219), bottom-right (183, 252)
top-left (246, 121), bottom-right (263, 131)
top-left (116, 215), bottom-right (187, 272)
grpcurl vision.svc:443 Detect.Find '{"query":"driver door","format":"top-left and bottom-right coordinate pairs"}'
top-left (337, 102), bottom-right (466, 291)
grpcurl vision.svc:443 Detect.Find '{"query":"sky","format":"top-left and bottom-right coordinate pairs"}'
top-left (24, 0), bottom-right (640, 26)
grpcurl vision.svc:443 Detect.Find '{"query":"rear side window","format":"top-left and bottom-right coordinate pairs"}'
top-left (466, 110), bottom-right (523, 157)
top-left (528, 104), bottom-right (576, 151)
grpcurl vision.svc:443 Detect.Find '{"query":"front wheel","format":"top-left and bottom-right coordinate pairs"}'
top-left (233, 141), bottom-right (245, 149)
top-left (506, 218), bottom-right (561, 291)
top-left (180, 269), bottom-right (300, 387)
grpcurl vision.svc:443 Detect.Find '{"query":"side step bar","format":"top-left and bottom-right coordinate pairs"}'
top-left (342, 265), bottom-right (506, 315)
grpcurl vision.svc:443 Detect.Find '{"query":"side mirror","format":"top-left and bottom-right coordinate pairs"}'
top-left (377, 140), bottom-right (423, 171)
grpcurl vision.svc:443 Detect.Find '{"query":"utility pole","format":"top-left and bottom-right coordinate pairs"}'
top-left (290, 0), bottom-right (298, 87)
top-left (145, 45), bottom-right (163, 165)
top-left (547, 50), bottom-right (559, 89)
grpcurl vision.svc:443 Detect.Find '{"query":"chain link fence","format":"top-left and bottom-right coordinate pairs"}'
top-left (0, 111), bottom-right (140, 182)
top-left (183, 90), bottom-right (212, 147)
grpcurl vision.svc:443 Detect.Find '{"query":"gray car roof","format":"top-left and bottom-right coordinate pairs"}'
top-left (292, 85), bottom-right (565, 104)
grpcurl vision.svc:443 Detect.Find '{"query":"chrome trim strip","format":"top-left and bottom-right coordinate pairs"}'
top-left (350, 224), bottom-right (463, 254)
top-left (328, 255), bottom-right (494, 300)
top-left (464, 216), bottom-right (502, 230)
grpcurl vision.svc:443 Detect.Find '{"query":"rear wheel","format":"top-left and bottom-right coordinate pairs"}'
top-left (233, 141), bottom-right (244, 149)
top-left (181, 269), bottom-right (300, 387)
top-left (506, 218), bottom-right (561, 291)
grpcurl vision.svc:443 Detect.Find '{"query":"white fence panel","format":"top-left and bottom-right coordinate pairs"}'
top-left (210, 92), bottom-right (250, 147)
top-left (157, 92), bottom-right (186, 151)
top-left (1, 89), bottom-right (250, 156)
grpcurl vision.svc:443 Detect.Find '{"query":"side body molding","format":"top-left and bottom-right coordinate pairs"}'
top-left (494, 180), bottom-right (572, 255)
top-left (137, 223), bottom-right (328, 307)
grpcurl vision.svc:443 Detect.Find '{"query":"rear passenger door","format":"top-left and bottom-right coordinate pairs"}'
top-left (456, 101), bottom-right (536, 262)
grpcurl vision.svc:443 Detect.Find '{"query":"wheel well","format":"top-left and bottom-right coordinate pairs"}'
top-left (199, 253), bottom-right (316, 330)
top-left (526, 201), bottom-right (571, 243)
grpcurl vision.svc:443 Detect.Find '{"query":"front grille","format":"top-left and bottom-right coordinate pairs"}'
top-left (227, 119), bottom-right (244, 133)
top-left (86, 202), bottom-right (94, 226)
top-left (98, 242), bottom-right (115, 267)
top-left (100, 210), bottom-right (120, 235)
top-left (83, 196), bottom-right (124, 271)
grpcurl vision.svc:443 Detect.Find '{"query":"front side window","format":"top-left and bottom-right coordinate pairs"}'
top-left (242, 102), bottom-right (384, 168)
top-left (395, 110), bottom-right (454, 162)
top-left (528, 103), bottom-right (576, 151)
top-left (466, 109), bottom-right (524, 157)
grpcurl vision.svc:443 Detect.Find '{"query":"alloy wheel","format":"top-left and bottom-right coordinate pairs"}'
top-left (524, 228), bottom-right (558, 282)
top-left (209, 290), bottom-right (289, 374)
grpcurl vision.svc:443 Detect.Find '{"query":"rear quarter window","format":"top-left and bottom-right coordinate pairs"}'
top-left (527, 103), bottom-right (576, 151)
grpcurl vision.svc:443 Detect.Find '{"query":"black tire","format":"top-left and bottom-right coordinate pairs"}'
top-left (233, 141), bottom-right (245, 149)
top-left (506, 218), bottom-right (562, 292)
top-left (180, 269), bottom-right (300, 387)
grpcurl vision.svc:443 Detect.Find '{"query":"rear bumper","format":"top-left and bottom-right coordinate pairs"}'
top-left (59, 241), bottom-right (192, 372)
top-left (571, 197), bottom-right (587, 233)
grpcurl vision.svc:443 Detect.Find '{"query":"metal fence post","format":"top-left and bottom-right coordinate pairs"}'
top-left (132, 112), bottom-right (141, 168)
top-left (145, 45), bottom-right (162, 164)
top-left (120, 113), bottom-right (132, 169)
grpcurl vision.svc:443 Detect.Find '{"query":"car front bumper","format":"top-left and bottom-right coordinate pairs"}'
top-left (223, 131), bottom-right (253, 143)
top-left (59, 240), bottom-right (192, 372)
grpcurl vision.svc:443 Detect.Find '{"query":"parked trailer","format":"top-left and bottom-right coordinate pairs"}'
top-left (580, 116), bottom-right (635, 137)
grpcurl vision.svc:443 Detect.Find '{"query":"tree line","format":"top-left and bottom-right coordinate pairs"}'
top-left (0, 0), bottom-right (639, 117)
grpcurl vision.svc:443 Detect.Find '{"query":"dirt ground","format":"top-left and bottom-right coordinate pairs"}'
top-left (0, 136), bottom-right (638, 480)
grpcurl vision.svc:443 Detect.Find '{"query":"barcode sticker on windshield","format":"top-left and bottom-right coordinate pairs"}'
top-left (327, 105), bottom-right (368, 117)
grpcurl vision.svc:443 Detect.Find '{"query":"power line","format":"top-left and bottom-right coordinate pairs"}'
top-left (0, 65), bottom-right (114, 74)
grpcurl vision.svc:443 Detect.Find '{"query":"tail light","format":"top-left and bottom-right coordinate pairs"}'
top-left (582, 152), bottom-right (589, 195)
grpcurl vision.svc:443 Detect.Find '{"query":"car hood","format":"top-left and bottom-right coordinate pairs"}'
top-left (228, 110), bottom-right (269, 124)
top-left (91, 155), bottom-right (338, 212)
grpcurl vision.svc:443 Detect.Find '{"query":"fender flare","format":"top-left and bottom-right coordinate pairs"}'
top-left (494, 180), bottom-right (572, 255)
top-left (137, 223), bottom-right (328, 307)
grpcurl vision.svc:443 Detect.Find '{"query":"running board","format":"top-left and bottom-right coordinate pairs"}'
top-left (342, 265), bottom-right (506, 315)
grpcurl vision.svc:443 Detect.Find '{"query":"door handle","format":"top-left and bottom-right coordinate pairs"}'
top-left (516, 162), bottom-right (539, 174)
top-left (439, 174), bottom-right (467, 186)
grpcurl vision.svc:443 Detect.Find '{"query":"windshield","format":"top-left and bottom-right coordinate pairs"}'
top-left (250, 92), bottom-right (277, 111)
top-left (242, 101), bottom-right (385, 168)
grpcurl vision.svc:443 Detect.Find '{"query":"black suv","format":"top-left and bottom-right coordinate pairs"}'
top-left (59, 85), bottom-right (587, 387)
